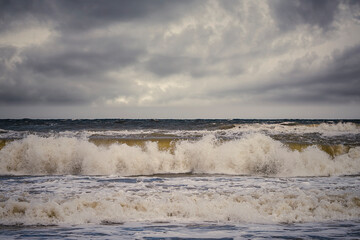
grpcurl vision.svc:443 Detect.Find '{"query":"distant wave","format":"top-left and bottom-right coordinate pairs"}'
top-left (1, 134), bottom-right (359, 177)
top-left (1, 122), bottom-right (359, 140)
top-left (232, 122), bottom-right (360, 136)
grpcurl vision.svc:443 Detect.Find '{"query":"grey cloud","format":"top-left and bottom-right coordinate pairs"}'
top-left (0, 35), bottom-right (144, 104)
top-left (271, 0), bottom-right (340, 31)
top-left (0, 46), bottom-right (17, 72)
top-left (268, 45), bottom-right (360, 103)
top-left (144, 55), bottom-right (228, 79)
top-left (0, 0), bottom-right (198, 104)
top-left (297, 45), bottom-right (360, 101)
top-left (24, 36), bottom-right (144, 77)
top-left (55, 0), bottom-right (195, 32)
top-left (1, 0), bottom-right (359, 112)
top-left (210, 43), bottom-right (360, 105)
top-left (0, 83), bottom-right (91, 105)
top-left (0, 71), bottom-right (91, 105)
top-left (0, 0), bottom-right (197, 33)
top-left (0, 63), bottom-right (139, 105)
top-left (145, 55), bottom-right (202, 77)
top-left (275, 44), bottom-right (360, 103)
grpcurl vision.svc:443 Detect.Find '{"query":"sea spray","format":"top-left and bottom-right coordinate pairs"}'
top-left (1, 134), bottom-right (359, 176)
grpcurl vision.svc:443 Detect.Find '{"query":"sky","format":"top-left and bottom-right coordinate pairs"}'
top-left (0, 0), bottom-right (360, 119)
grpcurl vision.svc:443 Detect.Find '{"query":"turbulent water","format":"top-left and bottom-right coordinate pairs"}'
top-left (0, 119), bottom-right (359, 239)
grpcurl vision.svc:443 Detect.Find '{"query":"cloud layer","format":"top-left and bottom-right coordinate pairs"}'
top-left (0, 0), bottom-right (359, 118)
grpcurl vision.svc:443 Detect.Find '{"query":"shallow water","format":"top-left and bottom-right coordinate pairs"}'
top-left (0, 174), bottom-right (359, 239)
top-left (1, 221), bottom-right (360, 239)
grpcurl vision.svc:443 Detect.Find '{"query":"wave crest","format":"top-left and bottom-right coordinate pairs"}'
top-left (0, 134), bottom-right (359, 177)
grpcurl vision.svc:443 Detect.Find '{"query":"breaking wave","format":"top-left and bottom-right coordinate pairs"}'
top-left (232, 122), bottom-right (360, 136)
top-left (1, 189), bottom-right (359, 225)
top-left (1, 134), bottom-right (359, 177)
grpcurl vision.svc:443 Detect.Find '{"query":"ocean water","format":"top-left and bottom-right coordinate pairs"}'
top-left (0, 119), bottom-right (359, 239)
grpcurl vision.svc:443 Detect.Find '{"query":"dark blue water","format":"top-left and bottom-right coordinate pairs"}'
top-left (0, 119), bottom-right (359, 132)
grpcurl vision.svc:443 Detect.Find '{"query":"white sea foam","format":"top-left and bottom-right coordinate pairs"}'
top-left (64, 122), bottom-right (360, 139)
top-left (1, 188), bottom-right (359, 225)
top-left (0, 134), bottom-right (359, 177)
top-left (0, 122), bottom-right (358, 140)
top-left (231, 122), bottom-right (360, 137)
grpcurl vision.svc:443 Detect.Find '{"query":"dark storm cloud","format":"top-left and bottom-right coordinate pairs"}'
top-left (0, 59), bottom-right (141, 105)
top-left (54, 0), bottom-right (195, 32)
top-left (0, 81), bottom-right (91, 104)
top-left (24, 36), bottom-right (144, 77)
top-left (0, 0), bottom-right (51, 32)
top-left (0, 0), bottom-right (205, 104)
top-left (0, 36), bottom-right (145, 105)
top-left (0, 0), bottom-right (359, 111)
top-left (269, 44), bottom-right (360, 104)
top-left (0, 46), bottom-right (16, 72)
top-left (0, 0), bottom-right (200, 105)
top-left (271, 0), bottom-right (340, 31)
top-left (290, 44), bottom-right (360, 102)
top-left (0, 69), bottom-right (92, 105)
top-left (0, 0), bottom-right (196, 33)
top-left (228, 44), bottom-right (360, 104)
top-left (145, 55), bottom-right (205, 77)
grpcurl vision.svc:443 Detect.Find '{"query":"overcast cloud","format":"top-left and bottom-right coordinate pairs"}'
top-left (0, 0), bottom-right (359, 118)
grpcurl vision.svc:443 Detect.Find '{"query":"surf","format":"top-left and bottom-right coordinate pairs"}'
top-left (1, 133), bottom-right (359, 177)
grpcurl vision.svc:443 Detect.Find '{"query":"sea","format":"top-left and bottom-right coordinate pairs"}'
top-left (0, 119), bottom-right (359, 239)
